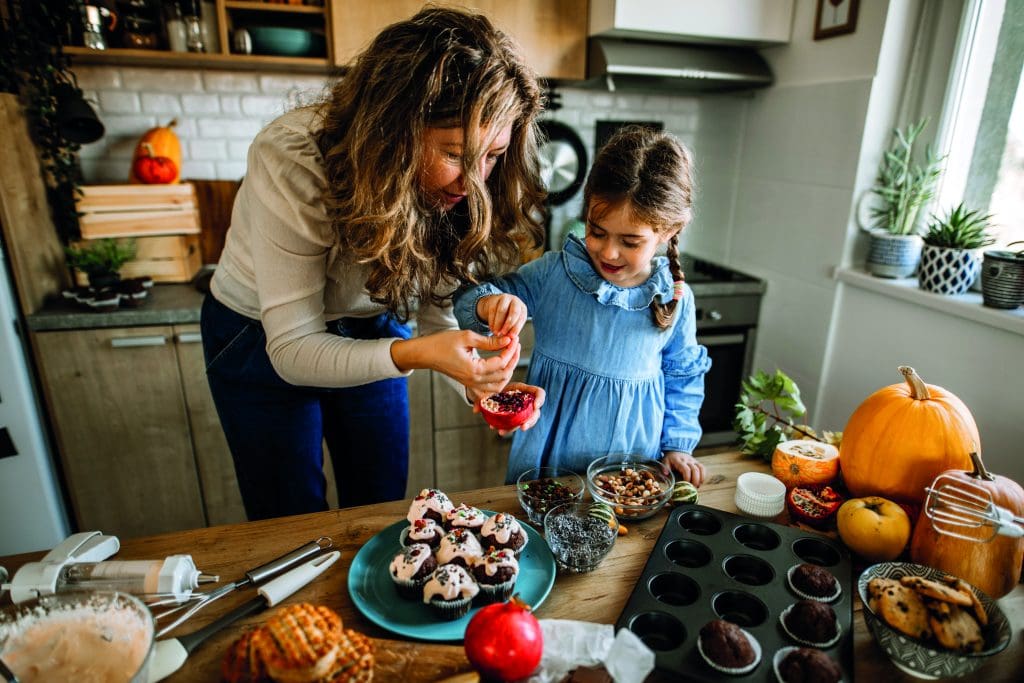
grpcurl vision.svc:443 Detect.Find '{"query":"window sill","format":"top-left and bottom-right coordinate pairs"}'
top-left (836, 267), bottom-right (1024, 337)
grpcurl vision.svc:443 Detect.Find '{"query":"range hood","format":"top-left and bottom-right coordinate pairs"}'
top-left (586, 37), bottom-right (774, 93)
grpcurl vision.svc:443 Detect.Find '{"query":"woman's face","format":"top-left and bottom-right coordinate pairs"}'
top-left (585, 200), bottom-right (676, 288)
top-left (419, 123), bottom-right (513, 210)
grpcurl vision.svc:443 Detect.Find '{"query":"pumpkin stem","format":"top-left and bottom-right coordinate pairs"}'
top-left (967, 451), bottom-right (995, 481)
top-left (898, 366), bottom-right (931, 400)
top-left (166, 118), bottom-right (178, 129)
top-left (140, 141), bottom-right (155, 158)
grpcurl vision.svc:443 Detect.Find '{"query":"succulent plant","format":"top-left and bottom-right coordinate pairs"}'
top-left (867, 118), bottom-right (945, 236)
top-left (923, 202), bottom-right (995, 250)
top-left (64, 238), bottom-right (136, 278)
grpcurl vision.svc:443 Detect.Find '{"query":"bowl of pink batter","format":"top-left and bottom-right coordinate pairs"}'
top-left (0, 591), bottom-right (154, 683)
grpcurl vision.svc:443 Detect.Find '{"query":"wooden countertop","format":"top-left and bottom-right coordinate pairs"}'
top-left (2, 451), bottom-right (1021, 681)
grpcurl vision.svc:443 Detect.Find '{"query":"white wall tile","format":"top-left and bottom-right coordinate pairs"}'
top-left (202, 71), bottom-right (259, 93)
top-left (140, 93), bottom-right (183, 114)
top-left (188, 139), bottom-right (228, 160)
top-left (196, 118), bottom-right (263, 139)
top-left (181, 160), bottom-right (217, 179)
top-left (181, 94), bottom-right (221, 114)
top-left (97, 91), bottom-right (140, 114)
top-left (240, 95), bottom-right (287, 117)
top-left (220, 95), bottom-right (242, 115)
top-left (216, 161), bottom-right (248, 180)
top-left (121, 68), bottom-right (201, 91)
top-left (73, 66), bottom-right (120, 90)
top-left (99, 114), bottom-right (157, 138)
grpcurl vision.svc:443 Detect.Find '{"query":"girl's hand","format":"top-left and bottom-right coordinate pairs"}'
top-left (392, 330), bottom-right (520, 396)
top-left (471, 381), bottom-right (546, 436)
top-left (664, 451), bottom-right (705, 487)
top-left (477, 294), bottom-right (528, 337)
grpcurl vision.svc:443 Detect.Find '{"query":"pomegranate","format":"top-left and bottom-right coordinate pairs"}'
top-left (480, 390), bottom-right (534, 430)
top-left (464, 596), bottom-right (543, 681)
top-left (786, 485), bottom-right (845, 528)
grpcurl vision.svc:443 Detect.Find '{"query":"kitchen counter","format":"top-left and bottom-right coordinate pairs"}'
top-left (1, 451), bottom-right (1021, 681)
top-left (26, 283), bottom-right (207, 331)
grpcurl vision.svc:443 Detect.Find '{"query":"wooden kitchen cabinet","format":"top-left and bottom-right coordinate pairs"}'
top-left (329, 1), bottom-right (589, 79)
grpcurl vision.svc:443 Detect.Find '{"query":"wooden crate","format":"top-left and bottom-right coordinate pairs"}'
top-left (72, 234), bottom-right (202, 284)
top-left (76, 183), bottom-right (200, 239)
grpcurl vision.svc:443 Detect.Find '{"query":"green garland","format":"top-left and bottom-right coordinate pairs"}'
top-left (1, 0), bottom-right (84, 242)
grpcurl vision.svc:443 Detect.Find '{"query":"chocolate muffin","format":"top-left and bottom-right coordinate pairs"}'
top-left (783, 600), bottom-right (839, 645)
top-left (388, 543), bottom-right (437, 599)
top-left (698, 619), bottom-right (758, 671)
top-left (400, 518), bottom-right (443, 549)
top-left (777, 648), bottom-right (842, 683)
top-left (472, 547), bottom-right (520, 602)
top-left (480, 512), bottom-right (528, 556)
top-left (406, 488), bottom-right (453, 524)
top-left (790, 563), bottom-right (840, 600)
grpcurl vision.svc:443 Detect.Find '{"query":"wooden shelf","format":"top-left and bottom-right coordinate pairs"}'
top-left (225, 1), bottom-right (325, 14)
top-left (65, 46), bottom-right (331, 73)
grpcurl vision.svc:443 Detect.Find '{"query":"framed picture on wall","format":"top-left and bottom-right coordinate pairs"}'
top-left (814, 0), bottom-right (860, 40)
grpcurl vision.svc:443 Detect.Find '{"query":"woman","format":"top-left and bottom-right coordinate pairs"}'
top-left (201, 7), bottom-right (547, 520)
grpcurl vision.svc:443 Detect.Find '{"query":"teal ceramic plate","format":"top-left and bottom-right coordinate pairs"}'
top-left (348, 511), bottom-right (555, 641)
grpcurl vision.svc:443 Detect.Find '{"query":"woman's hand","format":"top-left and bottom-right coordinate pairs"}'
top-left (477, 294), bottom-right (528, 337)
top-left (391, 329), bottom-right (520, 396)
top-left (471, 381), bottom-right (546, 436)
top-left (664, 451), bottom-right (705, 487)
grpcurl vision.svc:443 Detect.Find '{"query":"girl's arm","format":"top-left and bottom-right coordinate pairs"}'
top-left (452, 251), bottom-right (560, 334)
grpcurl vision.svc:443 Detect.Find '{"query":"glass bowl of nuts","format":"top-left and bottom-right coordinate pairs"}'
top-left (586, 455), bottom-right (675, 521)
top-left (516, 467), bottom-right (585, 527)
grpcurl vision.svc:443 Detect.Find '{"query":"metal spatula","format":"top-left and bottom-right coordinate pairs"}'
top-left (924, 473), bottom-right (1024, 542)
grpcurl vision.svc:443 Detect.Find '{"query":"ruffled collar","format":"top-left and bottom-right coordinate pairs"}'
top-left (561, 234), bottom-right (675, 310)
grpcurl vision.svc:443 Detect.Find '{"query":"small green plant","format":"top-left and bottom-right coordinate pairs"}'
top-left (923, 203), bottom-right (995, 250)
top-left (867, 118), bottom-right (945, 236)
top-left (64, 239), bottom-right (136, 279)
top-left (733, 369), bottom-right (842, 461)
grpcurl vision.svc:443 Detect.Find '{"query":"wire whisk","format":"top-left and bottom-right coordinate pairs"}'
top-left (924, 473), bottom-right (1024, 543)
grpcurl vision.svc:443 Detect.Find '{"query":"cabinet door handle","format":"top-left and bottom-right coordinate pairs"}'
top-left (176, 332), bottom-right (203, 344)
top-left (697, 333), bottom-right (746, 346)
top-left (110, 335), bottom-right (168, 348)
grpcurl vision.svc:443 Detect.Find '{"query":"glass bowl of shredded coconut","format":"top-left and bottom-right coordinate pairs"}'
top-left (0, 591), bottom-right (154, 683)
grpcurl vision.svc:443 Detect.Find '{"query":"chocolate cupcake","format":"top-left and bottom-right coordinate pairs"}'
top-left (697, 619), bottom-right (761, 675)
top-left (774, 647), bottom-right (842, 683)
top-left (445, 503), bottom-right (486, 533)
top-left (781, 600), bottom-right (841, 647)
top-left (436, 528), bottom-right (484, 568)
top-left (422, 563), bottom-right (479, 621)
top-left (400, 518), bottom-right (443, 549)
top-left (479, 512), bottom-right (529, 557)
top-left (788, 563), bottom-right (841, 603)
top-left (472, 547), bottom-right (520, 602)
top-left (406, 488), bottom-right (453, 524)
top-left (388, 543), bottom-right (437, 599)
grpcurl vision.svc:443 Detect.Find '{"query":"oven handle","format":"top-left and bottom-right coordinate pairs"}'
top-left (697, 333), bottom-right (746, 346)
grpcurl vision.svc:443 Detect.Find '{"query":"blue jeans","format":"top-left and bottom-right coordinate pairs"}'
top-left (200, 294), bottom-right (410, 520)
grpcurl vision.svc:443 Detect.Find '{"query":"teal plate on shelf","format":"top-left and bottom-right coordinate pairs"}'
top-left (348, 511), bottom-right (555, 641)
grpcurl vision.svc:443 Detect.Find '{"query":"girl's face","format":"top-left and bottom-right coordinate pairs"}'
top-left (419, 124), bottom-right (512, 210)
top-left (585, 200), bottom-right (677, 288)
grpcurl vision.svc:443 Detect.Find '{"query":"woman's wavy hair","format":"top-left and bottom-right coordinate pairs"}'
top-left (315, 6), bottom-right (546, 320)
top-left (582, 125), bottom-right (695, 330)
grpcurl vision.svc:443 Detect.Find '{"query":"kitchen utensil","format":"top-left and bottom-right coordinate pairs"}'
top-left (924, 474), bottom-right (1024, 542)
top-left (147, 550), bottom-right (341, 683)
top-left (153, 536), bottom-right (332, 636)
top-left (2, 531), bottom-right (121, 604)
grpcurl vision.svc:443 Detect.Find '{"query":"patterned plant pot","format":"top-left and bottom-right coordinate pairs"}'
top-left (918, 245), bottom-right (980, 295)
top-left (866, 232), bottom-right (922, 278)
top-left (980, 250), bottom-right (1024, 309)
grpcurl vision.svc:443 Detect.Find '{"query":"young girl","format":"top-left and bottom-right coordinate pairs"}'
top-left (453, 126), bottom-right (711, 486)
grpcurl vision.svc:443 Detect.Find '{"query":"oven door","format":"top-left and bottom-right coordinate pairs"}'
top-left (696, 328), bottom-right (754, 448)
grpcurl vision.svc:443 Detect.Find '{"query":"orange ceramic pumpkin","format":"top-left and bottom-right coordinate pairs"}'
top-left (771, 440), bottom-right (839, 489)
top-left (910, 452), bottom-right (1024, 598)
top-left (129, 119), bottom-right (181, 184)
top-left (839, 366), bottom-right (976, 504)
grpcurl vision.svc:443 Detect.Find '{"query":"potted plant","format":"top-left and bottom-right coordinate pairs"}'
top-left (917, 202), bottom-right (994, 295)
top-left (64, 239), bottom-right (137, 289)
top-left (863, 119), bottom-right (945, 278)
top-left (981, 240), bottom-right (1024, 309)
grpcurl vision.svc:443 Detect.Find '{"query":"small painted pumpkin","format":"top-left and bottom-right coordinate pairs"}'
top-left (839, 366), bottom-right (976, 504)
top-left (130, 119), bottom-right (181, 184)
top-left (771, 439), bottom-right (839, 489)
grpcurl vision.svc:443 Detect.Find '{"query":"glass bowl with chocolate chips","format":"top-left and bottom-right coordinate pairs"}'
top-left (516, 467), bottom-right (585, 527)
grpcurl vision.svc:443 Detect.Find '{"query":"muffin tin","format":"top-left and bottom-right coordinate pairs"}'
top-left (615, 504), bottom-right (853, 681)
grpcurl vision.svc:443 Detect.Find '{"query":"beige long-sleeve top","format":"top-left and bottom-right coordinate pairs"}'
top-left (211, 108), bottom-right (459, 388)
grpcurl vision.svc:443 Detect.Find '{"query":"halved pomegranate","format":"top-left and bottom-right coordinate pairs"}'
top-left (480, 390), bottom-right (535, 430)
top-left (786, 485), bottom-right (845, 529)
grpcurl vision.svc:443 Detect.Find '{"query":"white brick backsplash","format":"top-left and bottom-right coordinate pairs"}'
top-left (220, 95), bottom-right (242, 115)
top-left (197, 118), bottom-right (263, 139)
top-left (203, 71), bottom-right (259, 93)
top-left (140, 93), bottom-right (183, 114)
top-left (168, 118), bottom-right (199, 138)
top-left (121, 68), bottom-right (202, 91)
top-left (228, 140), bottom-right (252, 158)
top-left (216, 161), bottom-right (248, 180)
top-left (99, 114), bottom-right (158, 137)
top-left (240, 95), bottom-right (287, 117)
top-left (259, 74), bottom-right (330, 95)
top-left (181, 160), bottom-right (217, 179)
top-left (181, 94), bottom-right (221, 114)
top-left (79, 158), bottom-right (131, 184)
top-left (189, 139), bottom-right (228, 160)
top-left (97, 91), bottom-right (140, 114)
top-left (73, 67), bottom-right (121, 90)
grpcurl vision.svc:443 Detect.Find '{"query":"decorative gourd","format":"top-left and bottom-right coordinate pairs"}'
top-left (839, 366), bottom-right (976, 504)
top-left (771, 440), bottom-right (839, 489)
top-left (129, 119), bottom-right (181, 184)
top-left (132, 143), bottom-right (178, 184)
top-left (910, 452), bottom-right (1024, 598)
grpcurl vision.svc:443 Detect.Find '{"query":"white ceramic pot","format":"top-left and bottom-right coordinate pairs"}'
top-left (918, 244), bottom-right (980, 295)
top-left (866, 231), bottom-right (922, 278)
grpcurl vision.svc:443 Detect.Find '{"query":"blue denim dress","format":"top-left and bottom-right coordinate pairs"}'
top-left (454, 235), bottom-right (711, 483)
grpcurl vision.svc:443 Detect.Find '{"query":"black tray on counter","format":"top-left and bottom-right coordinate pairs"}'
top-left (615, 504), bottom-right (853, 681)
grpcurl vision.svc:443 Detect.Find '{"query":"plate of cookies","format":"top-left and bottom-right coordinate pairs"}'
top-left (347, 488), bottom-right (556, 641)
top-left (858, 562), bottom-right (1012, 679)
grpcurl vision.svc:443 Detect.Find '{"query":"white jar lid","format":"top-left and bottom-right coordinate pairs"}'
top-left (735, 472), bottom-right (786, 517)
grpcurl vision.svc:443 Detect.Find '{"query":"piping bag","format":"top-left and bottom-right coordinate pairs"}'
top-left (147, 550), bottom-right (341, 682)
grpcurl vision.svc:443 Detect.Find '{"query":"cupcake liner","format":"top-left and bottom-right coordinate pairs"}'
top-left (772, 646), bottom-right (844, 683)
top-left (477, 576), bottom-right (517, 603)
top-left (429, 595), bottom-right (473, 621)
top-left (399, 526), bottom-right (441, 549)
top-left (697, 628), bottom-right (762, 675)
top-left (392, 575), bottom-right (427, 600)
top-left (787, 564), bottom-right (842, 603)
top-left (779, 604), bottom-right (842, 648)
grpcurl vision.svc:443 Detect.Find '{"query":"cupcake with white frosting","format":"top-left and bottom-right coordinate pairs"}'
top-left (399, 518), bottom-right (443, 550)
top-left (479, 512), bottom-right (528, 557)
top-left (472, 547), bottom-right (520, 602)
top-left (423, 564), bottom-right (479, 620)
top-left (406, 489), bottom-right (454, 524)
top-left (436, 528), bottom-right (484, 568)
top-left (388, 543), bottom-right (437, 599)
top-left (445, 503), bottom-right (487, 533)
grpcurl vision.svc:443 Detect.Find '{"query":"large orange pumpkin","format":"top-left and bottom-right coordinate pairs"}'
top-left (839, 366), bottom-right (977, 504)
top-left (129, 119), bottom-right (181, 184)
top-left (910, 452), bottom-right (1024, 599)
